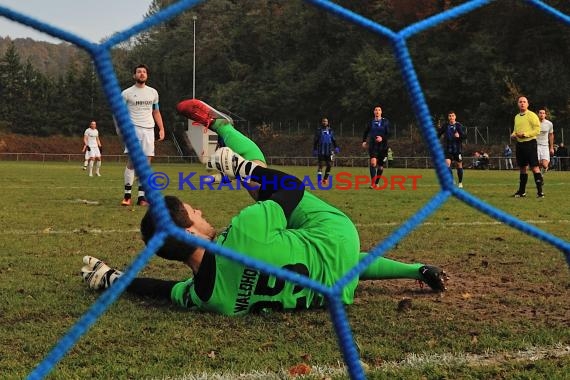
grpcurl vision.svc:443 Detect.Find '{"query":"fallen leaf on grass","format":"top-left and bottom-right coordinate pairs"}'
top-left (288, 363), bottom-right (311, 376)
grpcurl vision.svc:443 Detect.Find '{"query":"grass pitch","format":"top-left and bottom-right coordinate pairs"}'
top-left (0, 161), bottom-right (568, 379)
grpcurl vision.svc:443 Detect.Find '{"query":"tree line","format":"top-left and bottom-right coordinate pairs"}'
top-left (1, 0), bottom-right (569, 141)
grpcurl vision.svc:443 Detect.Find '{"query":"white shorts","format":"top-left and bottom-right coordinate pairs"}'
top-left (124, 127), bottom-right (155, 157)
top-left (537, 145), bottom-right (550, 162)
top-left (87, 146), bottom-right (101, 158)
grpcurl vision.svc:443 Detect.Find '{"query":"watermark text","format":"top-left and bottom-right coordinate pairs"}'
top-left (146, 171), bottom-right (422, 191)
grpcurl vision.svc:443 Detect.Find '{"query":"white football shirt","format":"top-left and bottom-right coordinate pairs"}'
top-left (537, 119), bottom-right (553, 146)
top-left (84, 128), bottom-right (99, 147)
top-left (121, 85), bottom-right (159, 129)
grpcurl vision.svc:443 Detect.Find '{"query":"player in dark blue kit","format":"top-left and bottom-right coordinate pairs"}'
top-left (362, 105), bottom-right (391, 188)
top-left (313, 117), bottom-right (340, 186)
top-left (438, 111), bottom-right (466, 188)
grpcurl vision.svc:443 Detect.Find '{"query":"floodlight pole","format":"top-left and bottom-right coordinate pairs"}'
top-left (90, 60), bottom-right (95, 117)
top-left (192, 15), bottom-right (197, 99)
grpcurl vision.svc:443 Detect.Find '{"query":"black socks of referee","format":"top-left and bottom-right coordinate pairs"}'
top-left (519, 172), bottom-right (544, 195)
top-left (533, 172), bottom-right (543, 194)
top-left (518, 173), bottom-right (528, 194)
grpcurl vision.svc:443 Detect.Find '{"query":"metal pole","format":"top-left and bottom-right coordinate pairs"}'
top-left (192, 15), bottom-right (197, 98)
top-left (90, 61), bottom-right (95, 117)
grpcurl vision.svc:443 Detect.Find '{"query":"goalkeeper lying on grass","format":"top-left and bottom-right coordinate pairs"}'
top-left (81, 99), bottom-right (448, 316)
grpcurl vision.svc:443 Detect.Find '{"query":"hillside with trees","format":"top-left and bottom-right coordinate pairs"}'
top-left (0, 37), bottom-right (83, 77)
top-left (0, 0), bottom-right (568, 145)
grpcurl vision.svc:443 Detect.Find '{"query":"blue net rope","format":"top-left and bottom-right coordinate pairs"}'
top-left (0, 1), bottom-right (567, 379)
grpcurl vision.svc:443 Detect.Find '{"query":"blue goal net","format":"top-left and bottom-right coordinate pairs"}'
top-left (0, 1), bottom-right (567, 379)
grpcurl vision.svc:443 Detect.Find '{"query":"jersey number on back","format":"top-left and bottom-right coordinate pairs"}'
top-left (249, 263), bottom-right (312, 312)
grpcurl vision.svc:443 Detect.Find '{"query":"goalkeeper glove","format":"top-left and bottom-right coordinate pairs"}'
top-left (206, 147), bottom-right (258, 182)
top-left (81, 256), bottom-right (123, 290)
top-left (335, 147), bottom-right (340, 154)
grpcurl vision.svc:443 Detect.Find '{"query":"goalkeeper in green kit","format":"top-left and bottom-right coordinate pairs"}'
top-left (80, 99), bottom-right (448, 316)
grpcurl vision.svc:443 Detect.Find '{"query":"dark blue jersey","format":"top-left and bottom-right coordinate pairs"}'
top-left (362, 118), bottom-right (391, 150)
top-left (438, 122), bottom-right (465, 155)
top-left (313, 127), bottom-right (338, 156)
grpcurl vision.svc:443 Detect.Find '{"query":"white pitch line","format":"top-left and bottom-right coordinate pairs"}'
top-left (0, 228), bottom-right (139, 235)
top-left (2, 220), bottom-right (568, 236)
top-left (356, 219), bottom-right (570, 227)
top-left (171, 344), bottom-right (570, 380)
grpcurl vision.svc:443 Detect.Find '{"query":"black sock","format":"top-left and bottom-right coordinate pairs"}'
top-left (369, 165), bottom-right (377, 182)
top-left (376, 167), bottom-right (384, 184)
top-left (519, 173), bottom-right (528, 193)
top-left (533, 172), bottom-right (543, 194)
top-left (251, 166), bottom-right (304, 219)
top-left (127, 278), bottom-right (178, 300)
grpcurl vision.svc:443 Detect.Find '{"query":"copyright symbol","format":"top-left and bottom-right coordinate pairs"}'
top-left (148, 172), bottom-right (170, 190)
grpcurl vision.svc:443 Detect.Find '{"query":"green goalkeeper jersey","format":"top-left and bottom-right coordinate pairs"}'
top-left (170, 192), bottom-right (360, 316)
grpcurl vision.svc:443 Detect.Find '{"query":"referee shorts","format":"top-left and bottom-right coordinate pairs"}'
top-left (516, 140), bottom-right (539, 168)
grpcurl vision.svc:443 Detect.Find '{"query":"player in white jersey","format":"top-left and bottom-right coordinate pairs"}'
top-left (83, 120), bottom-right (102, 177)
top-left (120, 64), bottom-right (165, 206)
top-left (537, 108), bottom-right (554, 174)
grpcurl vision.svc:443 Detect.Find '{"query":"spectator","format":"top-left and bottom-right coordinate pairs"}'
top-left (556, 142), bottom-right (568, 171)
top-left (386, 147), bottom-right (394, 168)
top-left (551, 143), bottom-right (559, 170)
top-left (503, 144), bottom-right (513, 170)
top-left (471, 151), bottom-right (488, 170)
top-left (480, 152), bottom-right (490, 170)
top-left (473, 151), bottom-right (490, 170)
top-left (471, 151), bottom-right (481, 169)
